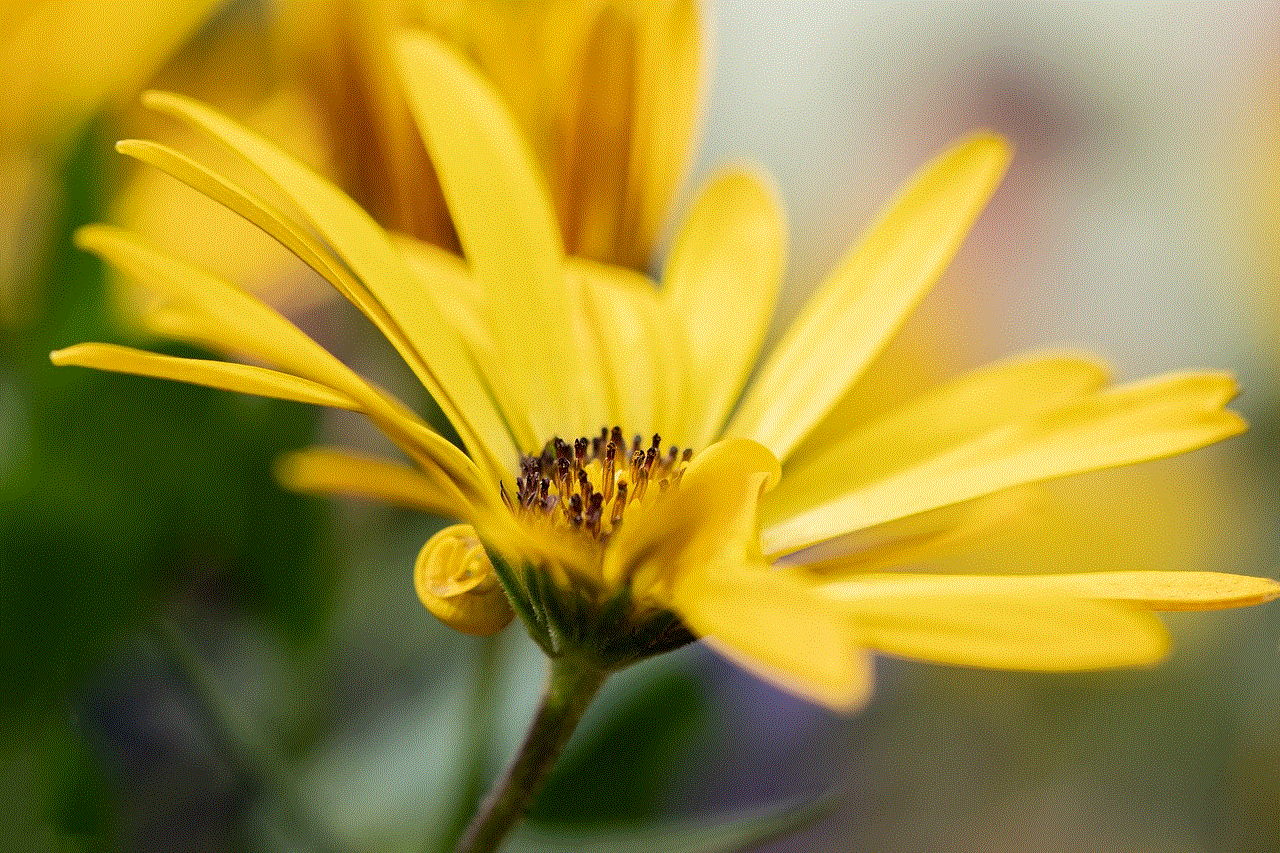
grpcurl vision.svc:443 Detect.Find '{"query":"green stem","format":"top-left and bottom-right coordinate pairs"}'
top-left (453, 654), bottom-right (609, 853)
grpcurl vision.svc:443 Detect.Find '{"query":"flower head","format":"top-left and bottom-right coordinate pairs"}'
top-left (277, 0), bottom-right (699, 269)
top-left (53, 34), bottom-right (1279, 711)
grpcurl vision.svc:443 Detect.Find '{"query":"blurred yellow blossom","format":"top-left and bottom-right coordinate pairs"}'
top-left (113, 0), bottom-right (699, 324)
top-left (0, 0), bottom-right (219, 322)
top-left (53, 35), bottom-right (1279, 713)
top-left (275, 0), bottom-right (699, 268)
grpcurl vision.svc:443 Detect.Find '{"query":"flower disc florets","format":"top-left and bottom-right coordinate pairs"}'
top-left (504, 426), bottom-right (693, 543)
top-left (490, 426), bottom-right (698, 665)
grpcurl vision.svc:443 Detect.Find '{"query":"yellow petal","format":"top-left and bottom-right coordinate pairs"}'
top-left (550, 0), bottom-right (640, 265)
top-left (49, 343), bottom-right (358, 410)
top-left (274, 448), bottom-right (464, 519)
top-left (785, 488), bottom-right (1037, 577)
top-left (727, 133), bottom-right (1011, 462)
top-left (603, 438), bottom-right (780, 595)
top-left (673, 563), bottom-right (873, 712)
top-left (1, 0), bottom-right (218, 145)
top-left (395, 234), bottom-right (542, 452)
top-left (663, 168), bottom-right (785, 450)
top-left (572, 257), bottom-right (684, 440)
top-left (551, 0), bottom-right (701, 270)
top-left (764, 372), bottom-right (1245, 556)
top-left (764, 351), bottom-right (1109, 528)
top-left (138, 91), bottom-right (518, 482)
top-left (625, 0), bottom-right (700, 270)
top-left (819, 571), bottom-right (1280, 612)
top-left (72, 225), bottom-right (488, 516)
top-left (415, 524), bottom-right (514, 636)
top-left (75, 224), bottom-right (376, 401)
top-left (116, 138), bottom-right (405, 338)
top-left (396, 32), bottom-right (603, 444)
top-left (827, 590), bottom-right (1170, 671)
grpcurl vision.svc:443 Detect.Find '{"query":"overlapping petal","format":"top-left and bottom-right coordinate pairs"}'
top-left (663, 168), bottom-right (785, 449)
top-left (396, 32), bottom-right (607, 444)
top-left (763, 351), bottom-right (1109, 528)
top-left (726, 133), bottom-right (1011, 462)
top-left (137, 90), bottom-right (519, 484)
top-left (764, 372), bottom-right (1245, 556)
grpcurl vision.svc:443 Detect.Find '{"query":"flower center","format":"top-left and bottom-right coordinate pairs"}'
top-left (502, 426), bottom-right (693, 541)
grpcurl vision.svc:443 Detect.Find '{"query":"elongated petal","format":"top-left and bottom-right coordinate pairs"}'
top-left (396, 32), bottom-right (605, 443)
top-left (786, 488), bottom-right (1037, 577)
top-left (674, 564), bottom-right (873, 711)
top-left (663, 168), bottom-right (784, 449)
top-left (395, 234), bottom-right (542, 452)
top-left (72, 224), bottom-right (488, 518)
top-left (573, 258), bottom-right (683, 440)
top-left (604, 438), bottom-right (780, 595)
top-left (138, 91), bottom-right (518, 482)
top-left (116, 138), bottom-right (416, 344)
top-left (76, 225), bottom-right (375, 401)
top-left (727, 134), bottom-right (1011, 462)
top-left (764, 351), bottom-right (1109, 527)
top-left (50, 343), bottom-right (358, 409)
top-left (274, 448), bottom-right (463, 519)
top-left (627, 0), bottom-right (700, 270)
top-left (764, 372), bottom-right (1245, 556)
top-left (819, 571), bottom-right (1280, 612)
top-left (829, 591), bottom-right (1170, 671)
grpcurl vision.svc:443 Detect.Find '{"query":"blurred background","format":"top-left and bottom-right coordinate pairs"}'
top-left (3, 1), bottom-right (1279, 851)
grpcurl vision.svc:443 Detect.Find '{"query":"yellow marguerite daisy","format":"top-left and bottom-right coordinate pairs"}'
top-left (52, 34), bottom-right (1278, 711)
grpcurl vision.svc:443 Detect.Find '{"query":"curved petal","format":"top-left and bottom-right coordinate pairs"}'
top-left (829, 591), bottom-right (1170, 671)
top-left (818, 571), bottom-right (1280, 612)
top-left (603, 437), bottom-right (780, 596)
top-left (71, 224), bottom-right (489, 518)
top-left (395, 234), bottom-right (540, 452)
top-left (49, 343), bottom-right (358, 409)
top-left (764, 372), bottom-right (1246, 556)
top-left (274, 447), bottom-right (464, 519)
top-left (764, 351), bottom-right (1109, 528)
top-left (138, 91), bottom-right (518, 482)
top-left (572, 258), bottom-right (683, 440)
top-left (676, 564), bottom-right (873, 712)
top-left (663, 167), bottom-right (784, 450)
top-left (415, 524), bottom-right (514, 636)
top-left (396, 32), bottom-right (606, 443)
top-left (726, 134), bottom-right (1011, 463)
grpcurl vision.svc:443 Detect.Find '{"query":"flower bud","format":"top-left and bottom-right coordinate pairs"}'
top-left (415, 524), bottom-right (513, 636)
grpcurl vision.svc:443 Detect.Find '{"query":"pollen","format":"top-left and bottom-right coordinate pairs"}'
top-left (504, 427), bottom-right (693, 541)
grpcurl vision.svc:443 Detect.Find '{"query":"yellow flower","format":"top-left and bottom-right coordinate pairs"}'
top-left (52, 34), bottom-right (1279, 711)
top-left (115, 0), bottom-right (698, 300)
top-left (274, 0), bottom-right (698, 269)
